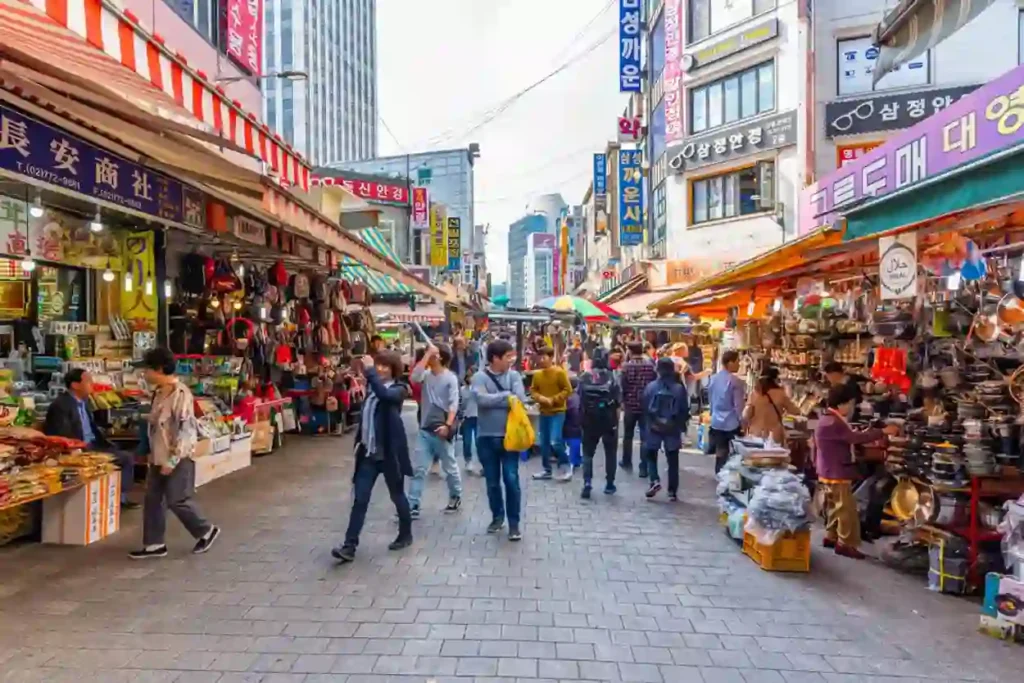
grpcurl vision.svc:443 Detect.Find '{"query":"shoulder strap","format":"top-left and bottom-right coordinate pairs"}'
top-left (483, 369), bottom-right (506, 393)
top-left (765, 391), bottom-right (783, 422)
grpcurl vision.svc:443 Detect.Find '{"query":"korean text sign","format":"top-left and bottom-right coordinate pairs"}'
top-left (0, 103), bottom-right (192, 224)
top-left (618, 150), bottom-right (644, 247)
top-left (619, 0), bottom-right (641, 92)
top-left (429, 204), bottom-right (447, 267)
top-left (447, 217), bottom-right (461, 272)
top-left (226, 0), bottom-right (263, 76)
top-left (411, 187), bottom-right (429, 229)
top-left (801, 64), bottom-right (1024, 235)
top-left (321, 176), bottom-right (409, 204)
top-left (593, 153), bottom-right (608, 211)
top-left (663, 0), bottom-right (684, 146)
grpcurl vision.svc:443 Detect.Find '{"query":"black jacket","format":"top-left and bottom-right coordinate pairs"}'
top-left (354, 368), bottom-right (413, 480)
top-left (43, 392), bottom-right (110, 448)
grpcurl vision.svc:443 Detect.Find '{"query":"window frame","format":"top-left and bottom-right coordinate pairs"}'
top-left (689, 60), bottom-right (776, 136)
top-left (688, 0), bottom-right (778, 45)
top-left (835, 35), bottom-right (931, 96)
top-left (688, 163), bottom-right (771, 227)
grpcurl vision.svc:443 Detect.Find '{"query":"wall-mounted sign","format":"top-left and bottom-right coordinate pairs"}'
top-left (667, 110), bottom-right (798, 173)
top-left (295, 238), bottom-right (315, 262)
top-left (411, 187), bottom-right (429, 229)
top-left (686, 19), bottom-right (779, 71)
top-left (225, 0), bottom-right (263, 76)
top-left (618, 149), bottom-right (644, 247)
top-left (429, 204), bottom-right (447, 267)
top-left (663, 0), bottom-right (684, 146)
top-left (878, 233), bottom-right (917, 300)
top-left (617, 116), bottom-right (643, 142)
top-left (618, 0), bottom-right (642, 92)
top-left (825, 84), bottom-right (980, 138)
top-left (836, 142), bottom-right (883, 168)
top-left (0, 194), bottom-right (124, 270)
top-left (315, 176), bottom-right (409, 204)
top-left (593, 153), bottom-right (608, 211)
top-left (232, 215), bottom-right (266, 246)
top-left (446, 217), bottom-right (461, 272)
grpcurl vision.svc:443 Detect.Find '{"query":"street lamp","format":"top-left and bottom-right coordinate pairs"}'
top-left (215, 70), bottom-right (308, 85)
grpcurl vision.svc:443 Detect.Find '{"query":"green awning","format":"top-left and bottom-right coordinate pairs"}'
top-left (844, 149), bottom-right (1024, 241)
top-left (339, 227), bottom-right (414, 295)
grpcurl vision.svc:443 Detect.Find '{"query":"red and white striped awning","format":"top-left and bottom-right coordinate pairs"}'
top-left (20, 0), bottom-right (310, 190)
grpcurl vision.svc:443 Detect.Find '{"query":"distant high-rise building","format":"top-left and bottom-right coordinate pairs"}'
top-left (263, 0), bottom-right (377, 165)
top-left (506, 214), bottom-right (547, 309)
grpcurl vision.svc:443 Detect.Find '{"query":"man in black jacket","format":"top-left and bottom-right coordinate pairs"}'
top-left (43, 369), bottom-right (139, 509)
top-left (332, 350), bottom-right (414, 562)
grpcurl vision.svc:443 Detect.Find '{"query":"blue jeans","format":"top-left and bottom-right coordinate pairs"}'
top-left (460, 417), bottom-right (478, 463)
top-left (408, 431), bottom-right (463, 507)
top-left (478, 436), bottom-right (521, 527)
top-left (566, 437), bottom-right (582, 468)
top-left (538, 413), bottom-right (568, 473)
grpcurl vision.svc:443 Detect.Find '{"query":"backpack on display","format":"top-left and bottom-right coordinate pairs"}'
top-left (269, 260), bottom-right (288, 287)
top-left (581, 370), bottom-right (616, 417)
top-left (290, 272), bottom-right (311, 299)
top-left (211, 258), bottom-right (242, 294)
top-left (648, 381), bottom-right (681, 436)
top-left (310, 274), bottom-right (329, 303)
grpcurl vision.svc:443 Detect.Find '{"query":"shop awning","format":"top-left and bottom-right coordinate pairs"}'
top-left (9, 0), bottom-right (310, 188)
top-left (598, 274), bottom-right (646, 304)
top-left (611, 290), bottom-right (673, 316)
top-left (648, 228), bottom-right (844, 314)
top-left (872, 0), bottom-right (997, 86)
top-left (340, 227), bottom-right (414, 296)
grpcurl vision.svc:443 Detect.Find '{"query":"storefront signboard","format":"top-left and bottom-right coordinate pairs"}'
top-left (666, 110), bottom-right (798, 173)
top-left (618, 149), bottom-right (643, 247)
top-left (225, 0), bottom-right (263, 76)
top-left (663, 0), bottom-right (684, 146)
top-left (232, 215), bottom-right (266, 246)
top-left (429, 204), bottom-right (447, 267)
top-left (295, 238), bottom-right (315, 262)
top-left (618, 0), bottom-right (642, 92)
top-left (121, 231), bottom-right (158, 330)
top-left (411, 187), bottom-right (429, 229)
top-left (593, 153), bottom-right (608, 212)
top-left (825, 84), bottom-right (980, 138)
top-left (878, 233), bottom-right (918, 300)
top-left (182, 187), bottom-right (206, 230)
top-left (0, 194), bottom-right (124, 270)
top-left (0, 103), bottom-right (196, 225)
top-left (316, 175), bottom-right (409, 204)
top-left (837, 142), bottom-right (883, 168)
top-left (801, 64), bottom-right (1024, 235)
top-left (446, 217), bottom-right (461, 272)
top-left (685, 19), bottom-right (779, 71)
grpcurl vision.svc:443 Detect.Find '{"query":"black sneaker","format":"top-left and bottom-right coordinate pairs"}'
top-left (192, 526), bottom-right (221, 554)
top-left (638, 466), bottom-right (648, 479)
top-left (668, 491), bottom-right (679, 502)
top-left (120, 500), bottom-right (141, 510)
top-left (646, 482), bottom-right (662, 499)
top-left (604, 482), bottom-right (617, 495)
top-left (487, 518), bottom-right (505, 534)
top-left (581, 484), bottom-right (592, 500)
top-left (508, 526), bottom-right (522, 542)
top-left (618, 460), bottom-right (632, 471)
top-left (410, 505), bottom-right (421, 519)
top-left (331, 544), bottom-right (356, 562)
top-left (128, 545), bottom-right (167, 560)
top-left (444, 496), bottom-right (462, 513)
top-left (388, 536), bottom-right (412, 551)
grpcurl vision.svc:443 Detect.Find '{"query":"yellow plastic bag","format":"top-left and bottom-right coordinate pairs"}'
top-left (504, 396), bottom-right (535, 452)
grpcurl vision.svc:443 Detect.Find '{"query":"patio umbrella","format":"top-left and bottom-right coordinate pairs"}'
top-left (534, 295), bottom-right (621, 322)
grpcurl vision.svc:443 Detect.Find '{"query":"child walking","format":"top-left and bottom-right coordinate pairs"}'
top-left (459, 366), bottom-right (479, 474)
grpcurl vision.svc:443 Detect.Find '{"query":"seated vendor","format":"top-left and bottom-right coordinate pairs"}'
top-left (43, 369), bottom-right (139, 510)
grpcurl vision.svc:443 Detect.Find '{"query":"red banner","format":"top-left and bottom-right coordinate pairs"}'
top-left (411, 187), bottom-right (429, 228)
top-left (313, 176), bottom-right (410, 204)
top-left (226, 0), bottom-right (263, 76)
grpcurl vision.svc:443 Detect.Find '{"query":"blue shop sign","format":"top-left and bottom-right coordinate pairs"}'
top-left (618, 149), bottom-right (643, 247)
top-left (0, 102), bottom-right (199, 225)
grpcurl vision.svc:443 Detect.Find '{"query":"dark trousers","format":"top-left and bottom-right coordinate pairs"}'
top-left (621, 411), bottom-right (644, 467)
top-left (646, 448), bottom-right (680, 494)
top-left (344, 456), bottom-right (411, 548)
top-left (143, 460), bottom-right (212, 547)
top-left (478, 436), bottom-right (521, 527)
top-left (582, 425), bottom-right (618, 485)
top-left (711, 428), bottom-right (739, 473)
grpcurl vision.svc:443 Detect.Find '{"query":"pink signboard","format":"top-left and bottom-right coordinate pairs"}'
top-left (663, 0), bottom-right (684, 146)
top-left (800, 64), bottom-right (1024, 235)
top-left (411, 187), bottom-right (429, 229)
top-left (226, 0), bottom-right (263, 76)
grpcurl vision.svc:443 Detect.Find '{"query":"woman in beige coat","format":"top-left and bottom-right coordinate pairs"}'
top-left (743, 368), bottom-right (799, 444)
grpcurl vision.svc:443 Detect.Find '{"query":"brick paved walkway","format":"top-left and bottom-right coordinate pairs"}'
top-left (1, 407), bottom-right (1020, 682)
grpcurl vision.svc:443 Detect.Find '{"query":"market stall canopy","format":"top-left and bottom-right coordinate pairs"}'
top-left (3, 0), bottom-right (310, 188)
top-left (598, 274), bottom-right (646, 304)
top-left (648, 228), bottom-right (844, 315)
top-left (612, 290), bottom-right (674, 317)
top-left (341, 228), bottom-right (415, 296)
top-left (871, 0), bottom-right (997, 86)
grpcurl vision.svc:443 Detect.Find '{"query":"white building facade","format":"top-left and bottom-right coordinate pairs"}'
top-left (263, 0), bottom-right (377, 165)
top-left (524, 233), bottom-right (556, 307)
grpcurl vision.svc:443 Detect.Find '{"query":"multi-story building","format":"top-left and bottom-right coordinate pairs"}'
top-left (263, 0), bottom-right (377, 165)
top-left (524, 233), bottom-right (556, 307)
top-left (327, 147), bottom-right (479, 275)
top-left (506, 214), bottom-right (548, 308)
top-left (812, 0), bottom-right (1024, 179)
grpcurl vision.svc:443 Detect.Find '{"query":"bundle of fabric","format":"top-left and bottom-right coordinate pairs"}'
top-left (745, 469), bottom-right (811, 544)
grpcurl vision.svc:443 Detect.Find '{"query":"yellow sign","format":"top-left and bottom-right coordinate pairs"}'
top-left (430, 204), bottom-right (447, 267)
top-left (120, 231), bottom-right (158, 331)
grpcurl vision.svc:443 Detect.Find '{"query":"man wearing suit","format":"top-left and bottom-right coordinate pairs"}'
top-left (44, 368), bottom-right (139, 509)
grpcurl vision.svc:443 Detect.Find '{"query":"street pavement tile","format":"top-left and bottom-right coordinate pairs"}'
top-left (0, 414), bottom-right (1020, 683)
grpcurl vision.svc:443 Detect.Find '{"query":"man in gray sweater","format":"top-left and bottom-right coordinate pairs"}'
top-left (408, 344), bottom-right (463, 516)
top-left (471, 339), bottom-right (528, 541)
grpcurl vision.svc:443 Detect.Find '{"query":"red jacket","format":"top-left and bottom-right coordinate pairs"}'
top-left (814, 411), bottom-right (883, 481)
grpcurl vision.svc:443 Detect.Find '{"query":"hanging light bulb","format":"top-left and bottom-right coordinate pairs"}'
top-left (947, 272), bottom-right (962, 291)
top-left (124, 270), bottom-right (133, 293)
top-left (747, 299), bottom-right (756, 316)
top-left (144, 268), bottom-right (154, 296)
top-left (29, 194), bottom-right (43, 218)
top-left (163, 279), bottom-right (173, 297)
top-left (20, 248), bottom-right (35, 272)
top-left (772, 298), bottom-right (782, 313)
top-left (102, 259), bottom-right (115, 282)
top-left (232, 300), bottom-right (243, 311)
top-left (90, 209), bottom-right (104, 233)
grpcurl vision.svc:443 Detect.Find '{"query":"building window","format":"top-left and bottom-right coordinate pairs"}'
top-left (689, 0), bottom-right (776, 43)
top-left (168, 0), bottom-right (220, 46)
top-left (690, 62), bottom-right (774, 134)
top-left (690, 165), bottom-right (766, 226)
top-left (650, 14), bottom-right (666, 80)
top-left (651, 101), bottom-right (666, 161)
top-left (837, 36), bottom-right (929, 96)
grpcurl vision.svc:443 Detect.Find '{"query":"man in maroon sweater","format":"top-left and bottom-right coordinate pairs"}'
top-left (619, 342), bottom-right (657, 476)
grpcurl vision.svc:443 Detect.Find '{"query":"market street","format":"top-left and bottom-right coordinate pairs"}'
top-left (0, 408), bottom-right (1020, 683)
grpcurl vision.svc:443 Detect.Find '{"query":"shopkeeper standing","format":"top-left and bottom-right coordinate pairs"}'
top-left (824, 362), bottom-right (863, 417)
top-left (44, 369), bottom-right (139, 510)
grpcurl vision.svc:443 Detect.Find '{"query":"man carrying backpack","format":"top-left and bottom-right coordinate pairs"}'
top-left (642, 357), bottom-right (689, 501)
top-left (577, 348), bottom-right (621, 499)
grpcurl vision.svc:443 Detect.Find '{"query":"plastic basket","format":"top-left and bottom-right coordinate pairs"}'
top-left (742, 529), bottom-right (811, 572)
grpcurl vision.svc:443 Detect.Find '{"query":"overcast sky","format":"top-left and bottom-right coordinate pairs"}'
top-left (376, 0), bottom-right (627, 283)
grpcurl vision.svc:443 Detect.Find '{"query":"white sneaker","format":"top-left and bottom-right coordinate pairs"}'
top-left (556, 466), bottom-right (573, 482)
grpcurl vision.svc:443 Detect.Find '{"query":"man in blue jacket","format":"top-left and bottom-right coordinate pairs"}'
top-left (642, 357), bottom-right (689, 501)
